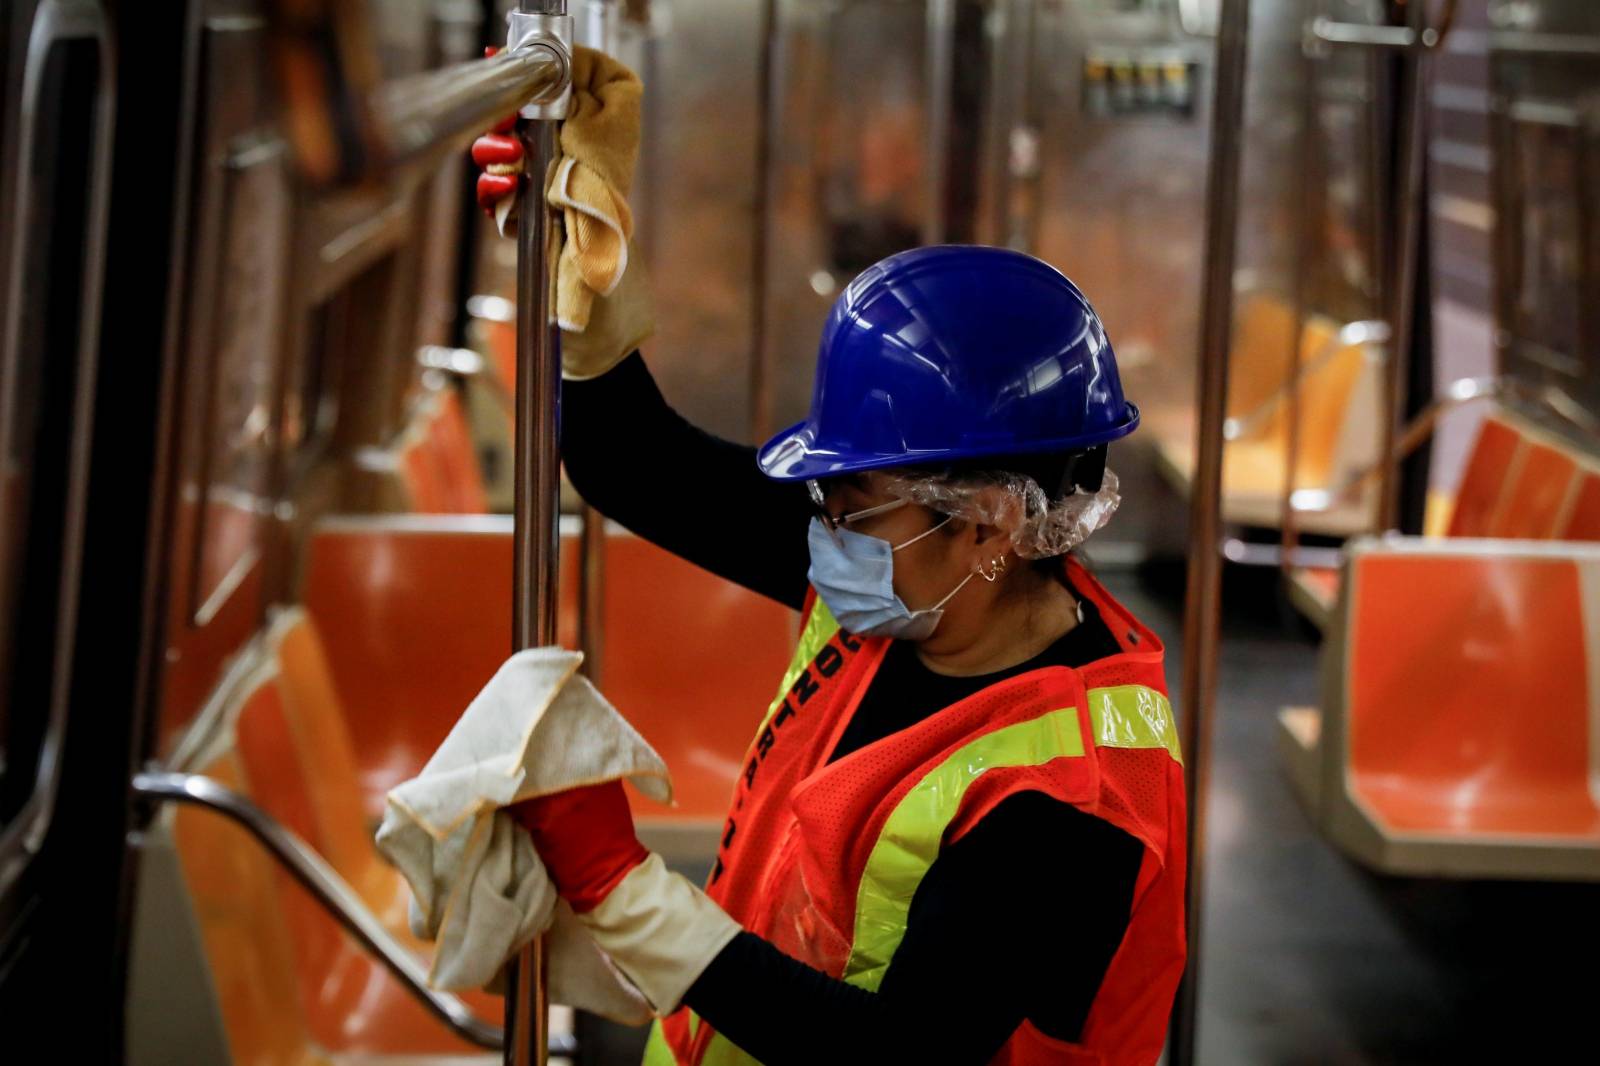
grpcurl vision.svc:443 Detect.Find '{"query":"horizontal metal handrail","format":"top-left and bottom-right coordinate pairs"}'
top-left (131, 770), bottom-right (575, 1056)
top-left (267, 6), bottom-right (570, 186)
top-left (1221, 539), bottom-right (1344, 570)
top-left (1308, 0), bottom-right (1457, 52)
top-left (371, 45), bottom-right (568, 172)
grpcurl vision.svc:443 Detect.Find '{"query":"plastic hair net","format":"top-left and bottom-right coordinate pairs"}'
top-left (882, 468), bottom-right (1122, 560)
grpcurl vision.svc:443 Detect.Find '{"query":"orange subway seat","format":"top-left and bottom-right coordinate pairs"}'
top-left (1560, 470), bottom-right (1600, 541)
top-left (1486, 438), bottom-right (1579, 540)
top-left (268, 610), bottom-right (410, 919)
top-left (595, 534), bottom-right (796, 824)
top-left (433, 387), bottom-right (488, 513)
top-left (173, 749), bottom-right (327, 1066)
top-left (269, 608), bottom-right (505, 1017)
top-left (1344, 551), bottom-right (1600, 839)
top-left (1282, 318), bottom-right (1370, 489)
top-left (230, 654), bottom-right (496, 1056)
top-left (1225, 293), bottom-right (1299, 420)
top-left (1446, 416), bottom-right (1522, 537)
top-left (398, 421), bottom-right (456, 513)
top-left (1229, 317), bottom-right (1369, 479)
top-left (301, 521), bottom-right (525, 809)
top-left (301, 519), bottom-right (795, 825)
top-left (1154, 300), bottom-right (1381, 540)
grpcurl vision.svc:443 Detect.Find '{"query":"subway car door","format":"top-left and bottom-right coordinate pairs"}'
top-left (0, 0), bottom-right (118, 1029)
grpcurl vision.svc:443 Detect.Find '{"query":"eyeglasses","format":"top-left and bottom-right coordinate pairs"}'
top-left (807, 478), bottom-right (909, 533)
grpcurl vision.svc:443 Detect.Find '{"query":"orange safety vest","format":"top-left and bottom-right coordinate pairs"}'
top-left (643, 558), bottom-right (1187, 1065)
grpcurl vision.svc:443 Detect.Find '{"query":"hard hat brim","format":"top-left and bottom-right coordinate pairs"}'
top-left (755, 404), bottom-right (1141, 482)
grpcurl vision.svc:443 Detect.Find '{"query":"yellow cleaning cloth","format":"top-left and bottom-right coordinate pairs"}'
top-left (546, 46), bottom-right (642, 333)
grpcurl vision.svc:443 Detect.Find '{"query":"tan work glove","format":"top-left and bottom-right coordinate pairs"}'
top-left (513, 777), bottom-right (739, 1015)
top-left (471, 46), bottom-right (650, 380)
top-left (559, 238), bottom-right (654, 379)
top-left (546, 47), bottom-right (641, 333)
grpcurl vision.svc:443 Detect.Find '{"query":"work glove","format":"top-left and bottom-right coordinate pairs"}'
top-left (470, 45), bottom-right (652, 381)
top-left (511, 780), bottom-right (647, 912)
top-left (511, 782), bottom-right (740, 1014)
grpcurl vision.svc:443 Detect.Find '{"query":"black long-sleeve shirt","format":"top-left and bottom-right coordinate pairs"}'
top-left (563, 353), bottom-right (1144, 1063)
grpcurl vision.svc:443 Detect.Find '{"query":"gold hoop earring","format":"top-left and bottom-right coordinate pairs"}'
top-left (977, 554), bottom-right (1008, 582)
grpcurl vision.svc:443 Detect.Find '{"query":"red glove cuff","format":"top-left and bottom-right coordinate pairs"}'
top-left (510, 780), bottom-right (648, 913)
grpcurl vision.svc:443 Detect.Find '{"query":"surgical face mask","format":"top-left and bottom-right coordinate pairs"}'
top-left (806, 516), bottom-right (977, 640)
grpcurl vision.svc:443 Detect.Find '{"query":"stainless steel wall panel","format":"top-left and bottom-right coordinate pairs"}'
top-left (635, 0), bottom-right (763, 442)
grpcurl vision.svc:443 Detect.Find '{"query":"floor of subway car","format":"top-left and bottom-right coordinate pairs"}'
top-left (576, 562), bottom-right (1599, 1065)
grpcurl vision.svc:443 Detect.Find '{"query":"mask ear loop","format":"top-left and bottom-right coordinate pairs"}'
top-left (903, 519), bottom-right (993, 615)
top-left (929, 569), bottom-right (977, 611)
top-left (890, 513), bottom-right (954, 553)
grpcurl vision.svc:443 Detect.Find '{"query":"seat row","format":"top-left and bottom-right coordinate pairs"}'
top-left (144, 515), bottom-right (796, 1062)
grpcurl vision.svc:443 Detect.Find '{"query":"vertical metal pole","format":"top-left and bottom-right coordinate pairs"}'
top-left (578, 0), bottom-right (620, 56)
top-left (1374, 1), bottom-right (1429, 533)
top-left (1281, 4), bottom-right (1318, 562)
top-left (923, 0), bottom-right (956, 245)
top-left (748, 0), bottom-right (779, 442)
top-left (984, 0), bottom-right (1038, 252)
top-left (506, 3), bottom-right (568, 1062)
top-left (1169, 1), bottom-right (1251, 1063)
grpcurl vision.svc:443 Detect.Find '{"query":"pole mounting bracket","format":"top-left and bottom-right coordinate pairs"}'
top-left (507, 10), bottom-right (574, 120)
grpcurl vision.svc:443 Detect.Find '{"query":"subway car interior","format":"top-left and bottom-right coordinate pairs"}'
top-left (2, 0), bottom-right (1598, 1062)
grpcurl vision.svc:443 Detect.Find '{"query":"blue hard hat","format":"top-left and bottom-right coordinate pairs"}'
top-left (756, 245), bottom-right (1140, 482)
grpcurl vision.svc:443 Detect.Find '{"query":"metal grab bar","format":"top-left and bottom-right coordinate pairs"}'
top-left (265, 0), bottom-right (570, 186)
top-left (1222, 318), bottom-right (1390, 442)
top-left (1308, 0), bottom-right (1458, 52)
top-left (130, 771), bottom-right (577, 1057)
top-left (506, 4), bottom-right (572, 1063)
top-left (1169, 0), bottom-right (1252, 1061)
top-left (372, 46), bottom-right (569, 172)
top-left (1222, 540), bottom-right (1344, 570)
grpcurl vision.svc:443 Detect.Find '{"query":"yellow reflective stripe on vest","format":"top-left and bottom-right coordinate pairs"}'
top-left (641, 1020), bottom-right (677, 1065)
top-left (1086, 684), bottom-right (1182, 764)
top-left (843, 706), bottom-right (1086, 993)
top-left (758, 598), bottom-right (841, 732)
top-left (642, 1016), bottom-right (761, 1066)
top-left (699, 1032), bottom-right (757, 1066)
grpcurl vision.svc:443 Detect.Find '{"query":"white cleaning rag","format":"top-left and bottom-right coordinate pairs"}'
top-left (376, 646), bottom-right (671, 1023)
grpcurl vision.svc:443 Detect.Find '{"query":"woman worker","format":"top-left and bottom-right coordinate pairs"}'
top-left (475, 140), bottom-right (1186, 1066)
